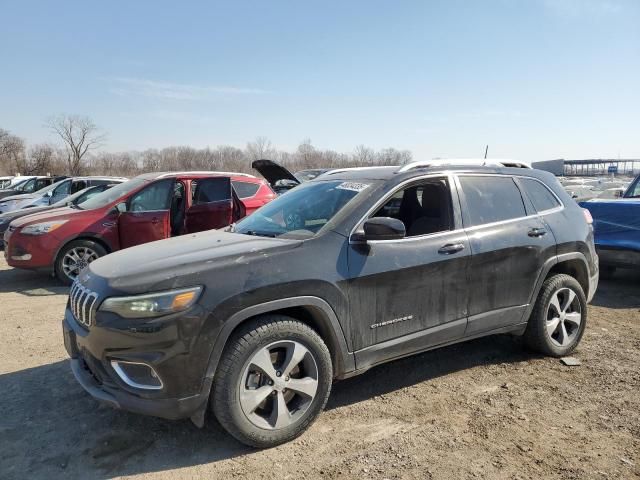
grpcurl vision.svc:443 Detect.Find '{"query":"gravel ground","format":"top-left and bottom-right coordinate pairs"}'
top-left (0, 256), bottom-right (638, 480)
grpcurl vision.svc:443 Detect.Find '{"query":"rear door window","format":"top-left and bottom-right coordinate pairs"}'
top-left (519, 178), bottom-right (561, 212)
top-left (459, 176), bottom-right (526, 227)
top-left (231, 180), bottom-right (260, 199)
top-left (192, 178), bottom-right (232, 205)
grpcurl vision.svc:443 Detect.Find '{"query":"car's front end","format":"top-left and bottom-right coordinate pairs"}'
top-left (62, 272), bottom-right (212, 421)
top-left (5, 209), bottom-right (77, 272)
top-left (61, 229), bottom-right (303, 424)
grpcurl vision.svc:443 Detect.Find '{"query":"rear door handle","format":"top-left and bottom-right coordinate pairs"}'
top-left (528, 227), bottom-right (546, 237)
top-left (438, 243), bottom-right (465, 254)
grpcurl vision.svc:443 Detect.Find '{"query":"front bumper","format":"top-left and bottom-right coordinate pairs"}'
top-left (62, 305), bottom-right (213, 422)
top-left (4, 228), bottom-right (59, 271)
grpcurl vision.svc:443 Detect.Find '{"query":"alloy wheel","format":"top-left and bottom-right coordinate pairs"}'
top-left (62, 247), bottom-right (99, 280)
top-left (239, 340), bottom-right (319, 430)
top-left (545, 287), bottom-right (582, 347)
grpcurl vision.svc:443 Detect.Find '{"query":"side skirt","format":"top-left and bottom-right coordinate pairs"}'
top-left (351, 320), bottom-right (528, 376)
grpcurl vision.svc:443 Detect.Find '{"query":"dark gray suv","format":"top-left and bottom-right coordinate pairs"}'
top-left (62, 162), bottom-right (598, 447)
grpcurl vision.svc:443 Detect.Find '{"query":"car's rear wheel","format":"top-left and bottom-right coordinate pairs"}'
top-left (55, 239), bottom-right (107, 285)
top-left (212, 315), bottom-right (332, 448)
top-left (524, 273), bottom-right (587, 357)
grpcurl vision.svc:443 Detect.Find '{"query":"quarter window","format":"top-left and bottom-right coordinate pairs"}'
top-left (232, 180), bottom-right (260, 199)
top-left (520, 178), bottom-right (561, 212)
top-left (459, 176), bottom-right (526, 227)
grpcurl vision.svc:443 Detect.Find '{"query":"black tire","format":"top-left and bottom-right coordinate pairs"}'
top-left (55, 239), bottom-right (107, 285)
top-left (599, 265), bottom-right (616, 280)
top-left (523, 273), bottom-right (587, 357)
top-left (212, 315), bottom-right (333, 448)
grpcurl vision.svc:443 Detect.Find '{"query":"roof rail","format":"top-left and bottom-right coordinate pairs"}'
top-left (321, 166), bottom-right (397, 176)
top-left (397, 158), bottom-right (531, 173)
top-left (156, 171), bottom-right (256, 178)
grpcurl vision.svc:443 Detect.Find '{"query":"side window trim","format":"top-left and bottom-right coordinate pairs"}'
top-left (349, 173), bottom-right (463, 243)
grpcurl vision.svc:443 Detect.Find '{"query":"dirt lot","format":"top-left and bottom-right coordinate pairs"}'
top-left (0, 257), bottom-right (638, 480)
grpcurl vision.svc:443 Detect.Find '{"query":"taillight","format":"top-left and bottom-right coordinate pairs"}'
top-left (582, 208), bottom-right (593, 224)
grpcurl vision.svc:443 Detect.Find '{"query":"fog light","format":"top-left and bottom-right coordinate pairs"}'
top-left (11, 254), bottom-right (32, 261)
top-left (110, 360), bottom-right (163, 390)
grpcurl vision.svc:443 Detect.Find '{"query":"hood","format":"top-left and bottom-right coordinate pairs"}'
top-left (86, 229), bottom-right (302, 292)
top-left (10, 206), bottom-right (78, 228)
top-left (0, 204), bottom-right (54, 223)
top-left (0, 193), bottom-right (39, 202)
top-left (252, 159), bottom-right (300, 187)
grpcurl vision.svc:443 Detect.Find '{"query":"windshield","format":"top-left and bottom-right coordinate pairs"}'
top-left (35, 179), bottom-right (65, 196)
top-left (234, 180), bottom-right (371, 239)
top-left (77, 178), bottom-right (148, 210)
top-left (11, 178), bottom-right (31, 191)
top-left (624, 176), bottom-right (640, 198)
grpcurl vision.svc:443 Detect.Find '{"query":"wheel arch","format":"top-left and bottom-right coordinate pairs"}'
top-left (53, 234), bottom-right (113, 275)
top-left (526, 252), bottom-right (591, 320)
top-left (203, 296), bottom-right (355, 383)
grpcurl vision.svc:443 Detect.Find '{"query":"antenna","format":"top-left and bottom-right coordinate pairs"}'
top-left (484, 145), bottom-right (489, 159)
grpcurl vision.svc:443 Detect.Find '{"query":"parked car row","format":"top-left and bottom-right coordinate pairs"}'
top-left (56, 160), bottom-right (598, 448)
top-left (0, 175), bottom-right (70, 200)
top-left (3, 171), bottom-right (275, 283)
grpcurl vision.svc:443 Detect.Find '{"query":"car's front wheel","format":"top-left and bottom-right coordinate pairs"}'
top-left (55, 239), bottom-right (107, 285)
top-left (212, 315), bottom-right (333, 448)
top-left (524, 273), bottom-right (587, 357)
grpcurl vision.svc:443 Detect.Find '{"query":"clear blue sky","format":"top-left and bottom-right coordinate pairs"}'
top-left (0, 0), bottom-right (638, 162)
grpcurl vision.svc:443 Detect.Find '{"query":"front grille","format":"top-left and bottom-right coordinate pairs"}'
top-left (69, 281), bottom-right (99, 328)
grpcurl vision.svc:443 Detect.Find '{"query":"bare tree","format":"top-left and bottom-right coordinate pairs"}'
top-left (0, 129), bottom-right (26, 175)
top-left (46, 115), bottom-right (106, 175)
top-left (26, 144), bottom-right (55, 175)
top-left (246, 136), bottom-right (275, 161)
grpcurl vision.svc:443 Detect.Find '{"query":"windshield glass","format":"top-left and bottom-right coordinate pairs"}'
top-left (34, 180), bottom-right (65, 196)
top-left (77, 178), bottom-right (148, 210)
top-left (6, 178), bottom-right (28, 190)
top-left (625, 177), bottom-right (640, 198)
top-left (234, 180), bottom-right (371, 238)
top-left (14, 178), bottom-right (33, 191)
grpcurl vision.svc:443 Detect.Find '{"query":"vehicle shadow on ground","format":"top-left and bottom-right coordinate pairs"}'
top-left (0, 335), bottom-right (538, 479)
top-left (591, 270), bottom-right (640, 309)
top-left (0, 266), bottom-right (67, 296)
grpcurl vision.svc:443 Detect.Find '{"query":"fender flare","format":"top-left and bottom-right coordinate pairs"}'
top-left (203, 296), bottom-right (355, 383)
top-left (524, 252), bottom-right (591, 319)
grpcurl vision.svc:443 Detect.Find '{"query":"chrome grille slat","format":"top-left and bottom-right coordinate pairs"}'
top-left (69, 280), bottom-right (99, 328)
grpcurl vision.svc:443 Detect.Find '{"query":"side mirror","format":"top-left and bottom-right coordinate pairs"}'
top-left (354, 217), bottom-right (406, 242)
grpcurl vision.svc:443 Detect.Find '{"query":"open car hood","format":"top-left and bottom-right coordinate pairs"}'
top-left (251, 159), bottom-right (300, 187)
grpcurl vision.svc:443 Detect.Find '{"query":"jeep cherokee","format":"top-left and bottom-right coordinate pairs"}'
top-left (62, 161), bottom-right (598, 447)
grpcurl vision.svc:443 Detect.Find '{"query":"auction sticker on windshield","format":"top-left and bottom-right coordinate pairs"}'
top-left (336, 182), bottom-right (369, 192)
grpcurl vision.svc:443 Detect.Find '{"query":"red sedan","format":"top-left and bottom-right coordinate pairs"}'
top-left (4, 171), bottom-right (275, 284)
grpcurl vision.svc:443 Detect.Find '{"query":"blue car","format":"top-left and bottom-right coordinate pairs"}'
top-left (580, 174), bottom-right (640, 276)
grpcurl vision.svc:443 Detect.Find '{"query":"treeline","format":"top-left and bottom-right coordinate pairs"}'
top-left (0, 118), bottom-right (412, 178)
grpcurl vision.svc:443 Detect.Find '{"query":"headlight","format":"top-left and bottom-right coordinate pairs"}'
top-left (21, 220), bottom-right (68, 235)
top-left (99, 286), bottom-right (203, 318)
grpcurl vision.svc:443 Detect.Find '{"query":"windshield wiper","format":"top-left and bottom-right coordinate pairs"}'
top-left (244, 230), bottom-right (277, 238)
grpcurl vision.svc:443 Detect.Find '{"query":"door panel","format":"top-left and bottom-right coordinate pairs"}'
top-left (185, 200), bottom-right (233, 233)
top-left (347, 231), bottom-right (470, 351)
top-left (118, 211), bottom-right (170, 249)
top-left (186, 177), bottom-right (234, 233)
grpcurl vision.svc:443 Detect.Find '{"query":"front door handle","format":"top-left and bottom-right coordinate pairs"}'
top-left (151, 217), bottom-right (159, 225)
top-left (438, 243), bottom-right (465, 254)
top-left (528, 227), bottom-right (546, 237)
